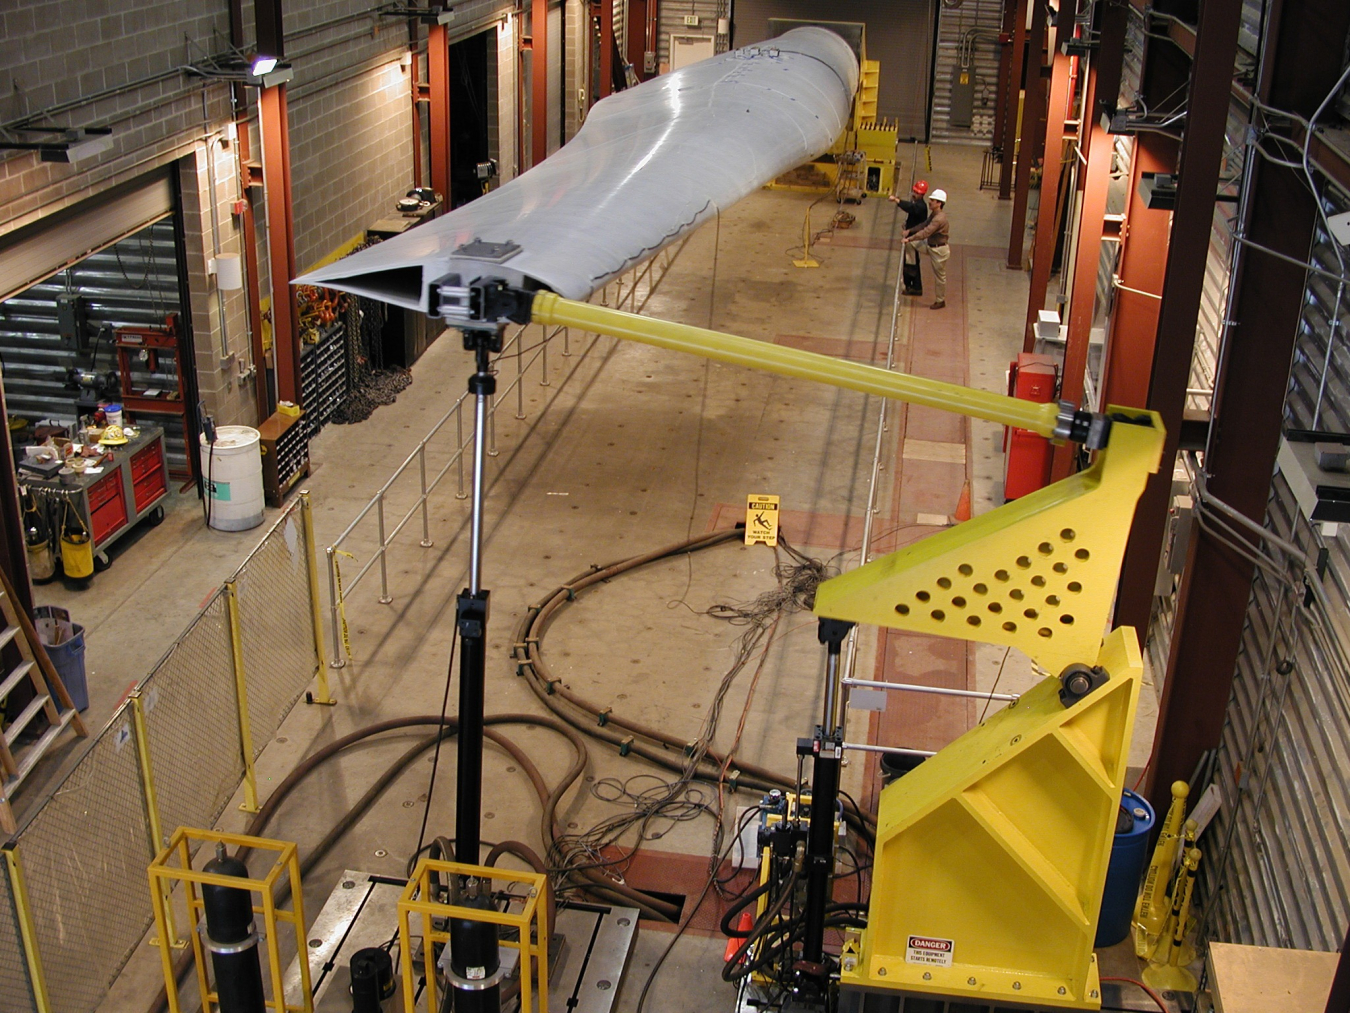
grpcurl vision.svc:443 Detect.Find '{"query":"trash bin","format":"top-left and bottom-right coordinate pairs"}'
top-left (1095, 788), bottom-right (1155, 947)
top-left (32, 605), bottom-right (88, 712)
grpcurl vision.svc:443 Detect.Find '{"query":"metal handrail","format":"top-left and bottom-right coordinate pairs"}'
top-left (324, 241), bottom-right (688, 667)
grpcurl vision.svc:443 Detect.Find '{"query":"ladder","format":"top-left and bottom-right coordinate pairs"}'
top-left (0, 567), bottom-right (88, 833)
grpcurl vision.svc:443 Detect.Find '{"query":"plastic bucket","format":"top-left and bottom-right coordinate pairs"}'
top-left (1095, 788), bottom-right (1156, 947)
top-left (33, 606), bottom-right (88, 711)
top-left (201, 426), bottom-right (265, 531)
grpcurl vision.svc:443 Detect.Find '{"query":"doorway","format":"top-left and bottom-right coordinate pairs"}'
top-left (449, 30), bottom-right (492, 209)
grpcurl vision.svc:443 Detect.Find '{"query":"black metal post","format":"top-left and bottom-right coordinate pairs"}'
top-left (802, 618), bottom-right (853, 972)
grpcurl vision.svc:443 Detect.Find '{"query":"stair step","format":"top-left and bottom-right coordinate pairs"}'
top-left (0, 661), bottom-right (36, 702)
top-left (3, 695), bottom-right (51, 747)
top-left (0, 625), bottom-right (19, 652)
top-left (8, 711), bottom-right (74, 792)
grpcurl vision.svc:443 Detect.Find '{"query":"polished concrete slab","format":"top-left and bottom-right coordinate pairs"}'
top-left (87, 143), bottom-right (1160, 1013)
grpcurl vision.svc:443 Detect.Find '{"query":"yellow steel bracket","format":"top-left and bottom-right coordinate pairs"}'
top-left (844, 628), bottom-right (1141, 1008)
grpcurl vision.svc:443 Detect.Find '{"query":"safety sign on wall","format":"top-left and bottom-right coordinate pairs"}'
top-left (745, 494), bottom-right (780, 547)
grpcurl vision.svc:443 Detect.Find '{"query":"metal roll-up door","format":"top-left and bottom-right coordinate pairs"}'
top-left (931, 0), bottom-right (1002, 143)
top-left (731, 0), bottom-right (936, 141)
top-left (0, 175), bottom-right (174, 304)
top-left (0, 184), bottom-right (189, 473)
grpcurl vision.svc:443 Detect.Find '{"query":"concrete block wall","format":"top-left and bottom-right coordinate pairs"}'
top-left (498, 16), bottom-right (520, 181)
top-left (565, 0), bottom-right (589, 140)
top-left (177, 101), bottom-right (258, 425)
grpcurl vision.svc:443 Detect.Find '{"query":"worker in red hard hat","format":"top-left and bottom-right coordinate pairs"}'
top-left (888, 180), bottom-right (930, 296)
top-left (903, 188), bottom-right (950, 310)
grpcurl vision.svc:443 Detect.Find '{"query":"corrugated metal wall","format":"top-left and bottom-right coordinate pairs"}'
top-left (731, 0), bottom-right (936, 139)
top-left (0, 218), bottom-right (190, 473)
top-left (931, 0), bottom-right (1002, 143)
top-left (657, 0), bottom-right (724, 70)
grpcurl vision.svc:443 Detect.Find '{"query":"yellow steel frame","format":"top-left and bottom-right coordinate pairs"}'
top-left (529, 292), bottom-right (1167, 1010)
top-left (299, 491), bottom-right (335, 705)
top-left (130, 691), bottom-right (187, 950)
top-left (397, 859), bottom-right (550, 1013)
top-left (224, 581), bottom-right (260, 813)
top-left (4, 844), bottom-right (52, 1013)
top-left (147, 828), bottom-right (313, 1013)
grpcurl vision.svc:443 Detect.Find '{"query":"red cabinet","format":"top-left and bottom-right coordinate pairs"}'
top-left (1003, 354), bottom-right (1058, 501)
top-left (87, 471), bottom-right (128, 544)
top-left (130, 442), bottom-right (167, 512)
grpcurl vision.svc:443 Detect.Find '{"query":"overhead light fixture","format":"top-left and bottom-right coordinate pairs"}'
top-left (245, 60), bottom-right (294, 87)
top-left (0, 127), bottom-right (114, 164)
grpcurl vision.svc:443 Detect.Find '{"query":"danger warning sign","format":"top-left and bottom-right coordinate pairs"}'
top-left (905, 935), bottom-right (954, 967)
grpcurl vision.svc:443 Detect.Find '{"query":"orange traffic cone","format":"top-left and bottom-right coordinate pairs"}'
top-left (953, 481), bottom-right (972, 523)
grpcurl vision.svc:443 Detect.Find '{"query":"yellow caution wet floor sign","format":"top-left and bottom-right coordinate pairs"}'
top-left (745, 494), bottom-right (780, 546)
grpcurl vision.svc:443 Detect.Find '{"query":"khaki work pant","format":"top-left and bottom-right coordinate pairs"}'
top-left (926, 242), bottom-right (950, 303)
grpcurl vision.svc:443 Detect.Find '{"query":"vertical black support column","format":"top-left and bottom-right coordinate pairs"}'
top-left (454, 587), bottom-right (489, 864)
top-left (802, 618), bottom-right (853, 972)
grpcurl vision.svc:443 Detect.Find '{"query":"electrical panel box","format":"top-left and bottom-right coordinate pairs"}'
top-left (56, 293), bottom-right (87, 350)
top-left (949, 65), bottom-right (975, 129)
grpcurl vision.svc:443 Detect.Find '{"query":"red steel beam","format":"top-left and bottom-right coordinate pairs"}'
top-left (532, 0), bottom-right (549, 166)
top-left (258, 83), bottom-right (300, 405)
top-left (1146, 0), bottom-right (1350, 806)
top-left (1023, 35), bottom-right (1075, 350)
top-left (998, 0), bottom-right (1030, 199)
top-left (1007, 0), bottom-right (1047, 268)
top-left (228, 0), bottom-right (268, 418)
top-left (992, 0), bottom-right (1017, 156)
top-left (1049, 0), bottom-right (1128, 481)
top-left (1114, 0), bottom-right (1242, 635)
top-left (599, 0), bottom-right (614, 98)
top-left (429, 24), bottom-right (452, 202)
top-left (1097, 131), bottom-right (1178, 409)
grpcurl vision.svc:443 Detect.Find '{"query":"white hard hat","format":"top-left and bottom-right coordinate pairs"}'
top-left (930, 189), bottom-right (948, 203)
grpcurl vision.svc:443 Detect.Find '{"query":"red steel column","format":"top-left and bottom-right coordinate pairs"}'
top-left (429, 24), bottom-right (452, 202)
top-left (1023, 29), bottom-right (1075, 350)
top-left (258, 84), bottom-right (300, 405)
top-left (1049, 0), bottom-right (1128, 481)
top-left (1114, 0), bottom-right (1243, 634)
top-left (599, 0), bottom-right (614, 98)
top-left (1096, 131), bottom-right (1178, 409)
top-left (992, 0), bottom-right (1017, 157)
top-left (1146, 0), bottom-right (1350, 805)
top-left (998, 0), bottom-right (1030, 199)
top-left (1007, 0), bottom-right (1047, 268)
top-left (532, 0), bottom-right (549, 166)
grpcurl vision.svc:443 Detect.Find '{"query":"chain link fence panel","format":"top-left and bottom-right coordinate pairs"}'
top-left (0, 854), bottom-right (37, 1013)
top-left (141, 589), bottom-right (244, 846)
top-left (17, 703), bottom-right (154, 1013)
top-left (235, 504), bottom-right (320, 752)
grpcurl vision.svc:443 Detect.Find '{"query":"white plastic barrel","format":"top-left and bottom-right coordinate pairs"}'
top-left (200, 426), bottom-right (265, 531)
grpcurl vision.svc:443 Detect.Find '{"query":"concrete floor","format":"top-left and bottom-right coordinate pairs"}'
top-left (75, 143), bottom-right (1161, 1012)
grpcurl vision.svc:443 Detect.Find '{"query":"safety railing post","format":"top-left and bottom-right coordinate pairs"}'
top-left (488, 392), bottom-right (499, 457)
top-left (131, 691), bottom-right (187, 950)
top-left (4, 845), bottom-right (52, 1013)
top-left (418, 445), bottom-right (433, 547)
top-left (541, 326), bottom-right (551, 386)
top-left (300, 491), bottom-right (336, 702)
top-left (563, 325), bottom-right (571, 357)
top-left (376, 492), bottom-right (392, 604)
top-left (225, 580), bottom-right (260, 813)
top-left (326, 546), bottom-right (346, 669)
top-left (516, 331), bottom-right (527, 419)
top-left (456, 402), bottom-right (467, 499)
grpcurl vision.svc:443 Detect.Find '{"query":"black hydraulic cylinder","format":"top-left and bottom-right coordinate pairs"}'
top-left (201, 844), bottom-right (266, 1013)
top-left (441, 891), bottom-right (501, 1013)
top-left (350, 946), bottom-right (395, 1012)
top-left (455, 589), bottom-right (490, 865)
top-left (802, 739), bottom-right (840, 966)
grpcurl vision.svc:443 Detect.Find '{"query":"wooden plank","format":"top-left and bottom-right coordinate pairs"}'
top-left (1209, 941), bottom-right (1338, 1013)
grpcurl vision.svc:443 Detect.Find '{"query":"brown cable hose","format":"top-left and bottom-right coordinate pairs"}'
top-left (511, 529), bottom-right (877, 842)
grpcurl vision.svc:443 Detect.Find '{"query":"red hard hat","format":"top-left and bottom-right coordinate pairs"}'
top-left (912, 180), bottom-right (929, 196)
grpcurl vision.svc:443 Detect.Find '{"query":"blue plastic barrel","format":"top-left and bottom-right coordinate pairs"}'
top-left (1095, 788), bottom-right (1155, 947)
top-left (43, 623), bottom-right (88, 712)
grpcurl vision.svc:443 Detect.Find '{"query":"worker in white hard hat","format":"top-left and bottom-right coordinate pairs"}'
top-left (902, 188), bottom-right (950, 310)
